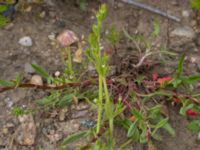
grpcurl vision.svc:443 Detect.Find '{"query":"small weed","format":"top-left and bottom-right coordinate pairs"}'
top-left (191, 0), bottom-right (200, 10)
top-left (85, 4), bottom-right (116, 139)
top-left (0, 6), bottom-right (9, 27)
top-left (106, 25), bottom-right (121, 47)
top-left (78, 0), bottom-right (88, 11)
top-left (152, 17), bottom-right (160, 37)
top-left (0, 3), bottom-right (199, 150)
top-left (12, 106), bottom-right (35, 117)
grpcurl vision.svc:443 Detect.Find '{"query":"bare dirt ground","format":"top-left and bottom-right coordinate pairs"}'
top-left (0, 0), bottom-right (200, 149)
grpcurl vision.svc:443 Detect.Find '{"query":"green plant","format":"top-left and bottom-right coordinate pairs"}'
top-left (0, 3), bottom-right (200, 150)
top-left (0, 11), bottom-right (9, 27)
top-left (78, 0), bottom-right (88, 11)
top-left (0, 0), bottom-right (16, 27)
top-left (191, 0), bottom-right (200, 10)
top-left (119, 104), bottom-right (175, 143)
top-left (12, 106), bottom-right (35, 117)
top-left (106, 25), bottom-right (120, 48)
top-left (31, 63), bottom-right (83, 108)
top-left (85, 4), bottom-right (118, 139)
top-left (152, 17), bottom-right (160, 37)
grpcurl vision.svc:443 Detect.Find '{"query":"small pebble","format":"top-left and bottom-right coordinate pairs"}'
top-left (57, 120), bottom-right (80, 135)
top-left (116, 2), bottom-right (124, 8)
top-left (48, 33), bottom-right (56, 41)
top-left (2, 128), bottom-right (9, 134)
top-left (59, 107), bottom-right (68, 121)
top-left (15, 115), bottom-right (36, 146)
top-left (198, 132), bottom-right (200, 140)
top-left (170, 26), bottom-right (196, 39)
top-left (71, 110), bottom-right (89, 119)
top-left (30, 75), bottom-right (43, 85)
top-left (191, 20), bottom-right (197, 28)
top-left (182, 10), bottom-right (190, 18)
top-left (18, 36), bottom-right (33, 47)
top-left (54, 71), bottom-right (60, 77)
top-left (75, 103), bottom-right (89, 111)
top-left (39, 11), bottom-right (46, 18)
top-left (4, 97), bottom-right (13, 108)
top-left (4, 23), bottom-right (14, 30)
top-left (80, 119), bottom-right (96, 128)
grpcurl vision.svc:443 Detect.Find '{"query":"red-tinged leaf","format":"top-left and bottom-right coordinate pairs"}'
top-left (186, 109), bottom-right (199, 117)
top-left (173, 96), bottom-right (181, 104)
top-left (158, 76), bottom-right (173, 85)
top-left (152, 72), bottom-right (158, 81)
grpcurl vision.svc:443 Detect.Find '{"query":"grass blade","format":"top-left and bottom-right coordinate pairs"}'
top-left (62, 131), bottom-right (88, 145)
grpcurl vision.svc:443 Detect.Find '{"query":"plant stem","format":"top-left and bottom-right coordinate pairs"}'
top-left (103, 77), bottom-right (113, 137)
top-left (66, 47), bottom-right (73, 75)
top-left (96, 75), bottom-right (103, 134)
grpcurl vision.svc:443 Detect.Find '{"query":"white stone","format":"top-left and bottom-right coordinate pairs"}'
top-left (171, 26), bottom-right (196, 39)
top-left (18, 36), bottom-right (33, 47)
top-left (182, 10), bottom-right (190, 18)
top-left (198, 132), bottom-right (200, 140)
top-left (54, 71), bottom-right (60, 77)
top-left (48, 33), bottom-right (56, 41)
top-left (30, 75), bottom-right (43, 85)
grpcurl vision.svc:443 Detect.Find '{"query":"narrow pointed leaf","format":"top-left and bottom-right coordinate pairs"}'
top-left (31, 64), bottom-right (50, 78)
top-left (62, 131), bottom-right (88, 145)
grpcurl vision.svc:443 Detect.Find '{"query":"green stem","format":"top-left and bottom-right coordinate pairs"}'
top-left (96, 75), bottom-right (103, 134)
top-left (118, 139), bottom-right (132, 150)
top-left (103, 77), bottom-right (113, 137)
top-left (66, 47), bottom-right (73, 75)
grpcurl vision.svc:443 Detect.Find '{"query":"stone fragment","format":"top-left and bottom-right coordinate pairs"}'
top-left (30, 75), bottom-right (43, 85)
top-left (15, 115), bottom-right (36, 146)
top-left (18, 36), bottom-right (33, 47)
top-left (171, 26), bottom-right (195, 39)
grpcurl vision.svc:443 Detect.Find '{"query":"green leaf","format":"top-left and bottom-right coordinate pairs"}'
top-left (182, 75), bottom-right (200, 84)
top-left (0, 79), bottom-right (15, 86)
top-left (79, 0), bottom-right (87, 11)
top-left (131, 108), bottom-right (143, 121)
top-left (191, 0), bottom-right (200, 10)
top-left (155, 118), bottom-right (169, 129)
top-left (139, 127), bottom-right (147, 143)
top-left (115, 119), bottom-right (132, 130)
top-left (15, 73), bottom-right (22, 87)
top-left (62, 131), bottom-right (88, 145)
top-left (151, 132), bottom-right (162, 141)
top-left (127, 121), bottom-right (138, 137)
top-left (149, 105), bottom-right (162, 114)
top-left (57, 94), bottom-right (74, 107)
top-left (148, 105), bottom-right (162, 119)
top-left (152, 18), bottom-right (160, 37)
top-left (171, 78), bottom-right (182, 88)
top-left (37, 92), bottom-right (60, 106)
top-left (193, 105), bottom-right (200, 112)
top-left (113, 102), bottom-right (125, 118)
top-left (152, 118), bottom-right (168, 135)
top-left (180, 103), bottom-right (194, 116)
top-left (0, 15), bottom-right (9, 27)
top-left (0, 5), bottom-right (8, 12)
top-left (106, 26), bottom-right (120, 45)
top-left (187, 120), bottom-right (200, 132)
top-left (163, 123), bottom-right (175, 136)
top-left (31, 64), bottom-right (50, 78)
